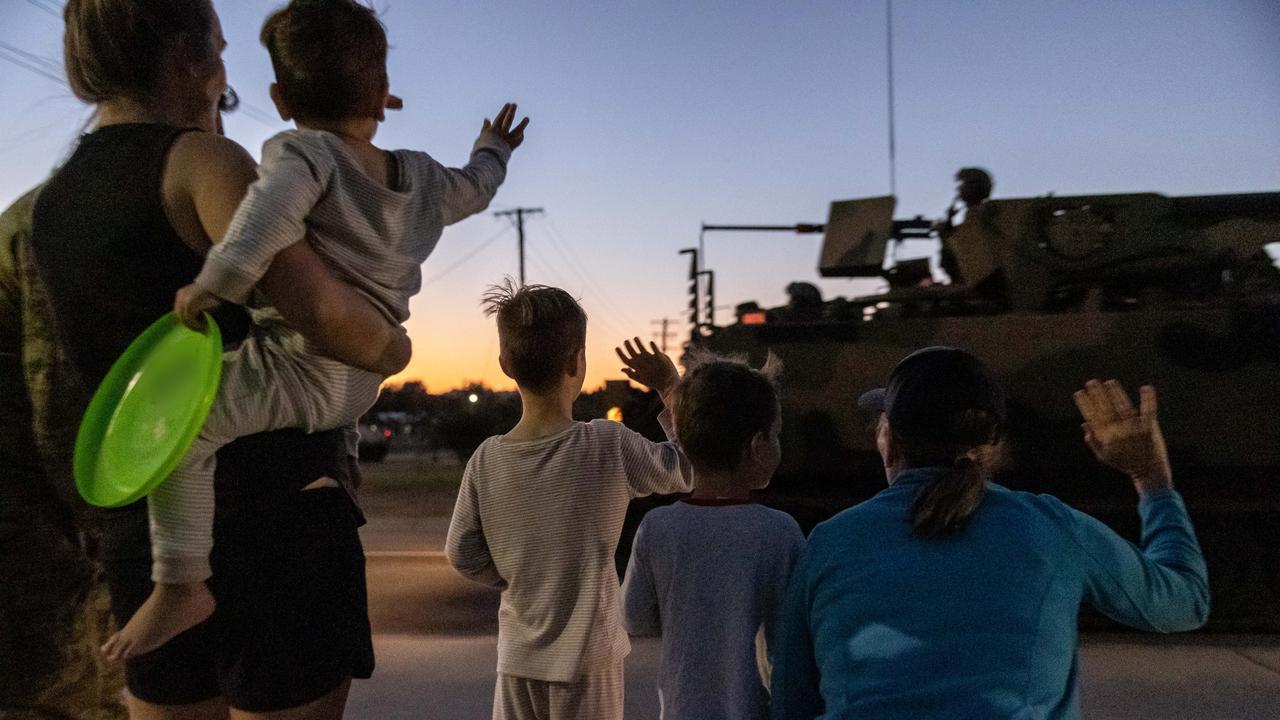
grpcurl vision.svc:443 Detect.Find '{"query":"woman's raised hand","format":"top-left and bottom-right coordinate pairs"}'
top-left (1073, 379), bottom-right (1172, 493)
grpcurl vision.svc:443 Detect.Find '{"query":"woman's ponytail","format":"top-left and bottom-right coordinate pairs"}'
top-left (902, 409), bottom-right (1002, 537)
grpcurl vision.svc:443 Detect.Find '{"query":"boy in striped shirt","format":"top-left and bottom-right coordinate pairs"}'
top-left (104, 0), bottom-right (527, 660)
top-left (447, 281), bottom-right (693, 720)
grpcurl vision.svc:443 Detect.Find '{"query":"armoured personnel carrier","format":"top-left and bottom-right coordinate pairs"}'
top-left (690, 178), bottom-right (1280, 630)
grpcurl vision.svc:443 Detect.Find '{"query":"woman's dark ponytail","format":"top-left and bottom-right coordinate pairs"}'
top-left (903, 409), bottom-right (1002, 537)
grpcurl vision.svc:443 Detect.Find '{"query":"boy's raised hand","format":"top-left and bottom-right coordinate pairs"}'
top-left (480, 102), bottom-right (529, 151)
top-left (616, 338), bottom-right (680, 397)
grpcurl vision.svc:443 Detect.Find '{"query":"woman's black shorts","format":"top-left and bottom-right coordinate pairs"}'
top-left (99, 440), bottom-right (374, 712)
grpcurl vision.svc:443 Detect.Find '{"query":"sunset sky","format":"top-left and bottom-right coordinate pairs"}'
top-left (2, 1), bottom-right (1277, 391)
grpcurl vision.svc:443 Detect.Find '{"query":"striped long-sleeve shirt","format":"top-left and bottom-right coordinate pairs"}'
top-left (446, 414), bottom-right (693, 682)
top-left (195, 128), bottom-right (510, 322)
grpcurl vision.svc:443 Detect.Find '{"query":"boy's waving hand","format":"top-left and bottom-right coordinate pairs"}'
top-left (616, 337), bottom-right (680, 397)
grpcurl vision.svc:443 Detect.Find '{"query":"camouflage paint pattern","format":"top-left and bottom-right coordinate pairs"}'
top-left (700, 190), bottom-right (1280, 630)
top-left (1, 188), bottom-right (126, 719)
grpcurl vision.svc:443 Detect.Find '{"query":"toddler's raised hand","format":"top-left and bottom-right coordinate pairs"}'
top-left (479, 102), bottom-right (529, 151)
top-left (616, 338), bottom-right (680, 397)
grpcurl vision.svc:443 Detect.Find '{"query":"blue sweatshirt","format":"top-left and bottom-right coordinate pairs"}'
top-left (622, 500), bottom-right (806, 720)
top-left (770, 468), bottom-right (1209, 720)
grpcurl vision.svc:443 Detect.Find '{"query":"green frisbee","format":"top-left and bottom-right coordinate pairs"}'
top-left (74, 312), bottom-right (222, 508)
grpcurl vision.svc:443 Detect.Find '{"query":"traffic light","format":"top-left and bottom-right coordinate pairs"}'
top-left (700, 270), bottom-right (715, 328)
top-left (680, 248), bottom-right (700, 327)
top-left (688, 278), bottom-right (699, 326)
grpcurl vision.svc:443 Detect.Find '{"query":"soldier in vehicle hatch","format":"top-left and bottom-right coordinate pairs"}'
top-left (935, 168), bottom-right (1008, 306)
top-left (937, 167), bottom-right (994, 284)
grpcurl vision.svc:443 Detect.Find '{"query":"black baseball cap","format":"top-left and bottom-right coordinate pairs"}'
top-left (857, 347), bottom-right (1006, 442)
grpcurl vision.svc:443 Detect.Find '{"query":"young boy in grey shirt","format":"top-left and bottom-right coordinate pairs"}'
top-left (622, 356), bottom-right (805, 720)
top-left (447, 282), bottom-right (692, 720)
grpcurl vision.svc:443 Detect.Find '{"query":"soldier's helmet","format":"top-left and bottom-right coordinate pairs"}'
top-left (955, 167), bottom-right (994, 206)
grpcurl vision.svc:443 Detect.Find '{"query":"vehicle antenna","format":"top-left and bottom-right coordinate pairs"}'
top-left (886, 0), bottom-right (897, 198)
top-left (885, 0), bottom-right (896, 196)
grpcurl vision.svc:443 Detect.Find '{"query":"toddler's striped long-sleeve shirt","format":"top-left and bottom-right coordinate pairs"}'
top-left (195, 128), bottom-right (509, 322)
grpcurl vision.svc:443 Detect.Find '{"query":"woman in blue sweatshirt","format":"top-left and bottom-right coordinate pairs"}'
top-left (770, 347), bottom-right (1209, 720)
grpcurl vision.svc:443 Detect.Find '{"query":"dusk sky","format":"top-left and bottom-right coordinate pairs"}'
top-left (2, 0), bottom-right (1277, 391)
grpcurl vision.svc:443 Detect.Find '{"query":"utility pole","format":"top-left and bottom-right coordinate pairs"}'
top-left (494, 207), bottom-right (544, 285)
top-left (651, 318), bottom-right (678, 353)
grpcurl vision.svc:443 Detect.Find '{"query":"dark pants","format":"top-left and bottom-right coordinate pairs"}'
top-left (100, 428), bottom-right (375, 712)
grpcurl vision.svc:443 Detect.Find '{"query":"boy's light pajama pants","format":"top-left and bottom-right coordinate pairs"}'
top-left (493, 661), bottom-right (624, 720)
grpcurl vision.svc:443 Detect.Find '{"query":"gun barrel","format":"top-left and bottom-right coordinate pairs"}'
top-left (701, 224), bottom-right (826, 234)
top-left (893, 218), bottom-right (934, 240)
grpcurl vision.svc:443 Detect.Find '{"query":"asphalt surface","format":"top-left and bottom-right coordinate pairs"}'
top-left (352, 455), bottom-right (1280, 719)
top-left (351, 552), bottom-right (1280, 719)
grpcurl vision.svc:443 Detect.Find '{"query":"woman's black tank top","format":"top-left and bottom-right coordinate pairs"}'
top-left (29, 123), bottom-right (347, 501)
top-left (30, 123), bottom-right (247, 388)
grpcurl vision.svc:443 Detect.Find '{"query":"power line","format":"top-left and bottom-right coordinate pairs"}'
top-left (537, 230), bottom-right (644, 336)
top-left (534, 219), bottom-right (605, 291)
top-left (523, 241), bottom-right (562, 286)
top-left (422, 225), bottom-right (510, 285)
top-left (235, 102), bottom-right (283, 128)
top-left (533, 222), bottom-right (602, 293)
top-left (537, 216), bottom-right (646, 330)
top-left (26, 0), bottom-right (62, 18)
top-left (0, 45), bottom-right (65, 85)
top-left (0, 41), bottom-right (61, 73)
top-left (524, 244), bottom-right (635, 342)
top-left (0, 47), bottom-right (278, 138)
top-left (491, 209), bottom-right (648, 341)
top-left (10, 0), bottom-right (280, 133)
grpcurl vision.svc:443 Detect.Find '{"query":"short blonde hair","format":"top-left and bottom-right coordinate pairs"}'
top-left (481, 279), bottom-right (587, 394)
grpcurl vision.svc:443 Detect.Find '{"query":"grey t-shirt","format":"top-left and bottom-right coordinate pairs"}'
top-left (622, 500), bottom-right (805, 720)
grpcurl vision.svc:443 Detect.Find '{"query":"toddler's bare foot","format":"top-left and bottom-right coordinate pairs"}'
top-left (101, 582), bottom-right (215, 661)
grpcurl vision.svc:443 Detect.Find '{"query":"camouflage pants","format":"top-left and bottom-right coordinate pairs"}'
top-left (0, 528), bottom-right (126, 720)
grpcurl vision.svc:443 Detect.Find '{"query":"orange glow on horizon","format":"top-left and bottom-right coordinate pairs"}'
top-left (384, 331), bottom-right (637, 394)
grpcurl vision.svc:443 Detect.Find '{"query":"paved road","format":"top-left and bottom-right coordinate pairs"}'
top-left (352, 553), bottom-right (1280, 719)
